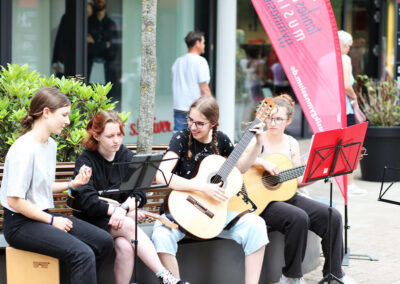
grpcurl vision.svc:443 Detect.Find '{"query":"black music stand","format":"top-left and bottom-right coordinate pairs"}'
top-left (378, 166), bottom-right (400, 206)
top-left (303, 127), bottom-right (365, 284)
top-left (112, 153), bottom-right (172, 284)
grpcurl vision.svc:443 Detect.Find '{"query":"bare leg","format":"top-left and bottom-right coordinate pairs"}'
top-left (110, 218), bottom-right (165, 275)
top-left (158, 252), bottom-right (180, 279)
top-left (114, 237), bottom-right (134, 284)
top-left (245, 246), bottom-right (265, 284)
top-left (347, 173), bottom-right (354, 185)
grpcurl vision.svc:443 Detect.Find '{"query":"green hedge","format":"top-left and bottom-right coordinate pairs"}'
top-left (0, 64), bottom-right (130, 162)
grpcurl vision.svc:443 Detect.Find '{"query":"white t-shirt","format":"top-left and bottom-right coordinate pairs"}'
top-left (0, 132), bottom-right (56, 212)
top-left (172, 53), bottom-right (210, 111)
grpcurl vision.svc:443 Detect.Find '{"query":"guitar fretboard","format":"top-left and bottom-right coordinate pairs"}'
top-left (214, 119), bottom-right (261, 182)
top-left (264, 165), bottom-right (306, 185)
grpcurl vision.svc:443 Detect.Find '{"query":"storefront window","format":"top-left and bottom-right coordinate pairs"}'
top-left (121, 0), bottom-right (194, 144)
top-left (344, 0), bottom-right (371, 81)
top-left (88, 0), bottom-right (122, 104)
top-left (12, 0), bottom-right (65, 77)
top-left (234, 0), bottom-right (301, 141)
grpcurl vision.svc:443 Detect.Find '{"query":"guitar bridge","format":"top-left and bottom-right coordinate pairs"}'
top-left (186, 195), bottom-right (214, 218)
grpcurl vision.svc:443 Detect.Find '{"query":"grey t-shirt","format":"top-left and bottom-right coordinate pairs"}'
top-left (0, 132), bottom-right (56, 212)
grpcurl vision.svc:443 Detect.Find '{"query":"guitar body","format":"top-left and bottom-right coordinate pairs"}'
top-left (228, 153), bottom-right (298, 215)
top-left (168, 154), bottom-right (243, 239)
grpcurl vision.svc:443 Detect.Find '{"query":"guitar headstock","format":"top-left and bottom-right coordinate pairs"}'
top-left (255, 97), bottom-right (275, 122)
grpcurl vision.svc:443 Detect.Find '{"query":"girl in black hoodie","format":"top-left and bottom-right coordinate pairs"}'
top-left (72, 110), bottom-right (188, 284)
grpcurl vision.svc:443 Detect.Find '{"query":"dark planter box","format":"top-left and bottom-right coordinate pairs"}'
top-left (360, 126), bottom-right (400, 181)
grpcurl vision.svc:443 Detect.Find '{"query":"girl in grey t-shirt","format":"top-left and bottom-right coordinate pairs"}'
top-left (1, 87), bottom-right (113, 284)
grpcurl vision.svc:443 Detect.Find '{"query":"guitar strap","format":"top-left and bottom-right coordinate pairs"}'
top-left (224, 184), bottom-right (258, 230)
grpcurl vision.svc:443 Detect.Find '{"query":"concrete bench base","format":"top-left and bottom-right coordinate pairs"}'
top-left (96, 224), bottom-right (321, 284)
top-left (1, 224), bottom-right (321, 284)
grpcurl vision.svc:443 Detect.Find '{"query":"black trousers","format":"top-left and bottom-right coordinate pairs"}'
top-left (3, 208), bottom-right (114, 284)
top-left (260, 193), bottom-right (344, 278)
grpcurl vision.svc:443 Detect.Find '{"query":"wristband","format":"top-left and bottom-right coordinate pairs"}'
top-left (67, 180), bottom-right (74, 190)
top-left (120, 203), bottom-right (130, 212)
top-left (49, 215), bottom-right (54, 225)
top-left (112, 206), bottom-right (117, 214)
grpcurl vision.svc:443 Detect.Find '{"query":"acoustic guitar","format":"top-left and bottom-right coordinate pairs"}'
top-left (167, 98), bottom-right (275, 239)
top-left (228, 153), bottom-right (306, 215)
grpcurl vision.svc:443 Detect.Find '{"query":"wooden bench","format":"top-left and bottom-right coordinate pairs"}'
top-left (0, 144), bottom-right (169, 230)
top-left (0, 144), bottom-right (321, 284)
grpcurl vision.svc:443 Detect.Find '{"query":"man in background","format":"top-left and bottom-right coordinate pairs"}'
top-left (172, 31), bottom-right (211, 132)
top-left (88, 0), bottom-right (118, 99)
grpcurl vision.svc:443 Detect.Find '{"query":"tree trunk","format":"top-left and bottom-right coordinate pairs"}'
top-left (137, 0), bottom-right (157, 154)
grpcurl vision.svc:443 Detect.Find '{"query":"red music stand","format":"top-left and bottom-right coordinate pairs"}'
top-left (302, 122), bottom-right (368, 284)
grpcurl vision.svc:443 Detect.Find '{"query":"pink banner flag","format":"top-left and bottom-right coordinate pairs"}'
top-left (251, 0), bottom-right (348, 200)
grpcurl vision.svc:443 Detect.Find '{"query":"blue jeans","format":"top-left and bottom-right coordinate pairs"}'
top-left (152, 211), bottom-right (268, 256)
top-left (173, 110), bottom-right (188, 132)
top-left (3, 208), bottom-right (114, 284)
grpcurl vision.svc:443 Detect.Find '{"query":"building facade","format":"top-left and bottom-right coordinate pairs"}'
top-left (0, 0), bottom-right (396, 143)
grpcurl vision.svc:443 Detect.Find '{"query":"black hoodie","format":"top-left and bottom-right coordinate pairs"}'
top-left (72, 145), bottom-right (147, 230)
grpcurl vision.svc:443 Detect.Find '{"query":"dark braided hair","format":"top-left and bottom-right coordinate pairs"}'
top-left (187, 96), bottom-right (219, 160)
top-left (211, 126), bottom-right (219, 155)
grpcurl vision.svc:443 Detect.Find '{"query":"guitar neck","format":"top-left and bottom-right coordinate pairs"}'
top-left (277, 165), bottom-right (306, 183)
top-left (142, 211), bottom-right (178, 230)
top-left (216, 119), bottom-right (261, 181)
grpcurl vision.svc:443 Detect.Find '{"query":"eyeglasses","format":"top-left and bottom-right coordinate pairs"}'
top-left (186, 116), bottom-right (209, 129)
top-left (266, 117), bottom-right (287, 124)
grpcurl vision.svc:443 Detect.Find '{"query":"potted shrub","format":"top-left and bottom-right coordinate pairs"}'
top-left (0, 63), bottom-right (130, 162)
top-left (357, 75), bottom-right (400, 181)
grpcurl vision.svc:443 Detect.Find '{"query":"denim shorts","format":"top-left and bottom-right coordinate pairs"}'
top-left (151, 211), bottom-right (269, 256)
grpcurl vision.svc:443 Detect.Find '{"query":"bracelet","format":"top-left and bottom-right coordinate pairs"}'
top-left (120, 203), bottom-right (130, 212)
top-left (112, 206), bottom-right (117, 214)
top-left (49, 215), bottom-right (54, 225)
top-left (67, 180), bottom-right (74, 190)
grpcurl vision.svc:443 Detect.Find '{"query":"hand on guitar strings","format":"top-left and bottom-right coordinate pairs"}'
top-left (261, 160), bottom-right (280, 176)
top-left (202, 182), bottom-right (228, 202)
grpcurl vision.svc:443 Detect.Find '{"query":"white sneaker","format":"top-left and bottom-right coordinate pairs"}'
top-left (347, 184), bottom-right (368, 197)
top-left (339, 275), bottom-right (358, 284)
top-left (325, 275), bottom-right (358, 284)
top-left (280, 274), bottom-right (306, 284)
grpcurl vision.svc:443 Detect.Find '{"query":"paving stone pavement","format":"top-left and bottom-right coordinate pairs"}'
top-left (295, 139), bottom-right (400, 284)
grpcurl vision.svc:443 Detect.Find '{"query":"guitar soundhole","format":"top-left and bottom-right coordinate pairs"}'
top-left (210, 174), bottom-right (224, 187)
top-left (262, 172), bottom-right (280, 189)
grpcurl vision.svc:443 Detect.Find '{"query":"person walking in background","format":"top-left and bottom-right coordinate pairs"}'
top-left (0, 87), bottom-right (114, 284)
top-left (172, 31), bottom-right (211, 132)
top-left (338, 30), bottom-right (368, 197)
